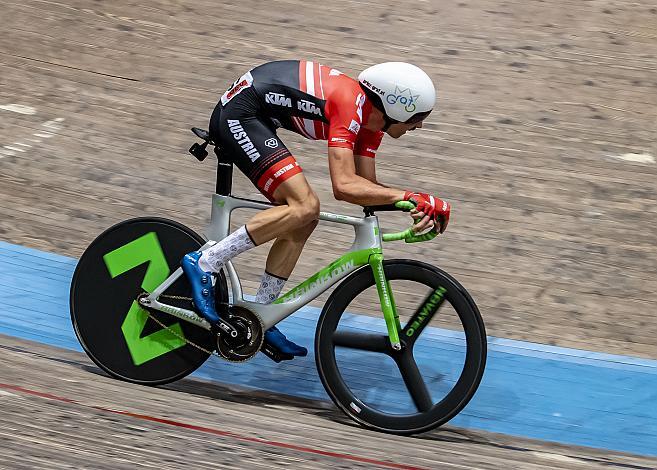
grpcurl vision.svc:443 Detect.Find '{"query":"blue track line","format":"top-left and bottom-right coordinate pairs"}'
top-left (1, 240), bottom-right (656, 456)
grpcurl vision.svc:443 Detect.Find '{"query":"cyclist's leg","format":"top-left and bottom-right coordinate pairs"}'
top-left (201, 106), bottom-right (320, 270)
top-left (262, 218), bottom-right (318, 279)
top-left (253, 219), bottom-right (316, 357)
top-left (246, 172), bottom-right (319, 248)
top-left (247, 180), bottom-right (319, 356)
top-left (250, 168), bottom-right (320, 280)
top-left (215, 110), bottom-right (319, 357)
top-left (184, 92), bottom-right (317, 329)
top-left (246, 172), bottom-right (319, 357)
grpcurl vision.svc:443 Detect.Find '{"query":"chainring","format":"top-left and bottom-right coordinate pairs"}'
top-left (216, 306), bottom-right (264, 362)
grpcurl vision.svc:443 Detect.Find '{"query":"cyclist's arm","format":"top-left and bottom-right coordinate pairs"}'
top-left (329, 147), bottom-right (404, 205)
top-left (354, 155), bottom-right (377, 184)
top-left (354, 155), bottom-right (393, 189)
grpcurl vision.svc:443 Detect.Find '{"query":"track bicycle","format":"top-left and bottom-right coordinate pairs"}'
top-left (70, 128), bottom-right (487, 434)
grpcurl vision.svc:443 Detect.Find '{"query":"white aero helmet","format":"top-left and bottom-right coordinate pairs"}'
top-left (358, 62), bottom-right (435, 127)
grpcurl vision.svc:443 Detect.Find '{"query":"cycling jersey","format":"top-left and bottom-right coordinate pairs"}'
top-left (209, 60), bottom-right (384, 201)
top-left (219, 60), bottom-right (384, 157)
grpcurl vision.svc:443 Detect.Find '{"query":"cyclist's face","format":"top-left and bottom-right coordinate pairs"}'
top-left (386, 120), bottom-right (424, 138)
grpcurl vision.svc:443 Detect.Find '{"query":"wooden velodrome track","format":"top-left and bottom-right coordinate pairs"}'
top-left (2, 334), bottom-right (657, 469)
top-left (1, 0), bottom-right (656, 467)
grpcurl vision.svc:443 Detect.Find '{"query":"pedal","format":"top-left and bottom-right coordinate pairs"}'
top-left (261, 341), bottom-right (294, 363)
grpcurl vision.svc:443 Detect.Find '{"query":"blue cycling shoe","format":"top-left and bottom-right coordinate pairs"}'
top-left (181, 251), bottom-right (220, 325)
top-left (264, 326), bottom-right (307, 357)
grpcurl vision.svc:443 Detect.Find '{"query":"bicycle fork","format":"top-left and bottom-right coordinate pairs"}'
top-left (369, 253), bottom-right (402, 350)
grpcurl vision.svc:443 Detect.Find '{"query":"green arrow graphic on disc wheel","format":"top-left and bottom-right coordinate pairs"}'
top-left (103, 231), bottom-right (186, 366)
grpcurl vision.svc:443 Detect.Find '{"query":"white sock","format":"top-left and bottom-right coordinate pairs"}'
top-left (198, 226), bottom-right (256, 272)
top-left (255, 271), bottom-right (287, 304)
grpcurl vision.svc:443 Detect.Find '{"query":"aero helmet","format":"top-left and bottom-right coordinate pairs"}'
top-left (358, 62), bottom-right (435, 129)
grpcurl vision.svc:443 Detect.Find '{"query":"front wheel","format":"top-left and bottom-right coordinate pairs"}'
top-left (315, 259), bottom-right (487, 435)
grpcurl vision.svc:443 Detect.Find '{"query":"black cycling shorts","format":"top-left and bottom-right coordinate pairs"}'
top-left (209, 87), bottom-right (302, 201)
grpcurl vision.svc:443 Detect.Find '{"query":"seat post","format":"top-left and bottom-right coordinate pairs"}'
top-left (214, 147), bottom-right (233, 195)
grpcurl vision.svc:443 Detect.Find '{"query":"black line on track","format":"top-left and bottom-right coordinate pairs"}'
top-left (4, 53), bottom-right (140, 81)
top-left (0, 343), bottom-right (87, 367)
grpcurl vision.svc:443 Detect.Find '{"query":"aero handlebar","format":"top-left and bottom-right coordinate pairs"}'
top-left (381, 201), bottom-right (439, 243)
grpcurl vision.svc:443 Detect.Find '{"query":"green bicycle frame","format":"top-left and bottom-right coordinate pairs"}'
top-left (144, 197), bottom-right (433, 350)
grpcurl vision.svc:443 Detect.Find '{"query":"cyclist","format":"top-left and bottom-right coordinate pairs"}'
top-left (182, 60), bottom-right (451, 359)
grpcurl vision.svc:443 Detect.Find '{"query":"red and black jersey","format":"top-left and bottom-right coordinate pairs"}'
top-left (220, 60), bottom-right (384, 158)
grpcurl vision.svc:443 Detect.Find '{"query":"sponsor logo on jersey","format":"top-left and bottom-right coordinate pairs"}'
top-left (274, 163), bottom-right (294, 178)
top-left (263, 162), bottom-right (296, 191)
top-left (298, 99), bottom-right (323, 116)
top-left (265, 92), bottom-right (292, 107)
top-left (385, 86), bottom-right (419, 113)
top-left (221, 71), bottom-right (253, 106)
top-left (264, 138), bottom-right (279, 148)
top-left (356, 92), bottom-right (365, 121)
top-left (227, 119), bottom-right (260, 162)
top-left (348, 119), bottom-right (360, 134)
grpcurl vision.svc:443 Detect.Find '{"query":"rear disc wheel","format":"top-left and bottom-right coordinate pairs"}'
top-left (70, 217), bottom-right (227, 385)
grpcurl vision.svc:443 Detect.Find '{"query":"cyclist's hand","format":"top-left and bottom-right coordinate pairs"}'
top-left (410, 209), bottom-right (434, 234)
top-left (404, 191), bottom-right (451, 234)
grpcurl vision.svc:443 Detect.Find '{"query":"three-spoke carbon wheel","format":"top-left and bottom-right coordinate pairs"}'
top-left (315, 260), bottom-right (486, 435)
top-left (70, 217), bottom-right (227, 385)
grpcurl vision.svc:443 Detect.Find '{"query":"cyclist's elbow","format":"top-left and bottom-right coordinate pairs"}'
top-left (332, 182), bottom-right (352, 202)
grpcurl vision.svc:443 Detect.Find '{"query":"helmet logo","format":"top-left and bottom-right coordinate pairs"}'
top-left (361, 79), bottom-right (385, 96)
top-left (386, 86), bottom-right (419, 113)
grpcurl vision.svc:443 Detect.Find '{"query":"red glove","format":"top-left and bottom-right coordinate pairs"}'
top-left (403, 191), bottom-right (451, 233)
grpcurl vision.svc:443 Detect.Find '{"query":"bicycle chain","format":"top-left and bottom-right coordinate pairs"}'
top-left (142, 302), bottom-right (217, 357)
top-left (141, 294), bottom-right (258, 362)
top-left (159, 294), bottom-right (193, 301)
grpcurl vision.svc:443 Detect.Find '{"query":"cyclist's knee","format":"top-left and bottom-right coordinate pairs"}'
top-left (307, 194), bottom-right (320, 219)
top-left (291, 194), bottom-right (320, 226)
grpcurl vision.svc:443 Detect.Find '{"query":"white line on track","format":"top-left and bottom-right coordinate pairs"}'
top-left (0, 104), bottom-right (37, 115)
top-left (530, 451), bottom-right (582, 464)
top-left (42, 118), bottom-right (65, 130)
top-left (3, 145), bottom-right (26, 152)
top-left (0, 109), bottom-right (65, 159)
top-left (611, 153), bottom-right (655, 164)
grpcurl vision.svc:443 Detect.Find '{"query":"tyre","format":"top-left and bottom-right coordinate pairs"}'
top-left (315, 259), bottom-right (486, 434)
top-left (70, 217), bottom-right (227, 385)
